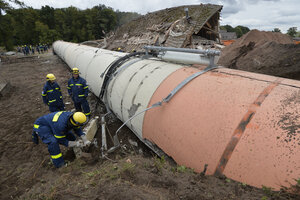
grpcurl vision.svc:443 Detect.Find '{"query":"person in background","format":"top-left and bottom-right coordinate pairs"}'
top-left (31, 111), bottom-right (91, 168)
top-left (36, 45), bottom-right (40, 54)
top-left (42, 74), bottom-right (65, 112)
top-left (31, 45), bottom-right (35, 54)
top-left (117, 47), bottom-right (123, 52)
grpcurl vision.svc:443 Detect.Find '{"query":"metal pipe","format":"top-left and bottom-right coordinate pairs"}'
top-left (157, 51), bottom-right (212, 65)
top-left (184, 8), bottom-right (190, 20)
top-left (143, 45), bottom-right (221, 56)
top-left (145, 45), bottom-right (220, 67)
top-left (101, 115), bottom-right (107, 151)
top-left (53, 41), bottom-right (300, 191)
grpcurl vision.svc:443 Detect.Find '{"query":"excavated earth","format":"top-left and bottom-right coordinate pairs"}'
top-left (218, 29), bottom-right (300, 80)
top-left (0, 51), bottom-right (299, 200)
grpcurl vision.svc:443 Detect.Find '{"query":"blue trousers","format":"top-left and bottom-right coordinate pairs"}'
top-left (49, 105), bottom-right (65, 112)
top-left (33, 125), bottom-right (76, 168)
top-left (74, 98), bottom-right (90, 116)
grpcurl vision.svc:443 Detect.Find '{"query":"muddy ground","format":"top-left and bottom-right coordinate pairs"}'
top-left (0, 51), bottom-right (299, 200)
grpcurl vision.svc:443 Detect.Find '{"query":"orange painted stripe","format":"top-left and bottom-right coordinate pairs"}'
top-left (214, 79), bottom-right (281, 176)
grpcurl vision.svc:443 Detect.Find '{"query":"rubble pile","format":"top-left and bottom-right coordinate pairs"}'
top-left (101, 4), bottom-right (223, 52)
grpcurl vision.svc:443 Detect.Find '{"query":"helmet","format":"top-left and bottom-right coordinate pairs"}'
top-left (46, 73), bottom-right (56, 81)
top-left (117, 47), bottom-right (121, 51)
top-left (70, 112), bottom-right (87, 126)
top-left (72, 68), bottom-right (79, 74)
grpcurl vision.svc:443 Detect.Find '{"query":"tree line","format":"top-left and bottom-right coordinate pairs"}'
top-left (221, 24), bottom-right (300, 38)
top-left (220, 25), bottom-right (250, 38)
top-left (273, 27), bottom-right (300, 38)
top-left (0, 0), bottom-right (140, 50)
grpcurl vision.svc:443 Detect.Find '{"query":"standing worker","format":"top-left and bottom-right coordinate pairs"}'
top-left (67, 68), bottom-right (91, 118)
top-left (31, 111), bottom-right (91, 168)
top-left (42, 74), bottom-right (65, 112)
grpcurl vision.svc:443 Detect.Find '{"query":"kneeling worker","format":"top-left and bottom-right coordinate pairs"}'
top-left (67, 68), bottom-right (91, 118)
top-left (42, 74), bottom-right (65, 112)
top-left (31, 111), bottom-right (91, 168)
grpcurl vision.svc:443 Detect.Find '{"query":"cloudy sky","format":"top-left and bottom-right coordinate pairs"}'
top-left (20, 0), bottom-right (299, 33)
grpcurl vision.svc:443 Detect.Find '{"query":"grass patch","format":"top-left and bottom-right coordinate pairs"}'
top-left (262, 185), bottom-right (273, 196)
top-left (171, 165), bottom-right (195, 173)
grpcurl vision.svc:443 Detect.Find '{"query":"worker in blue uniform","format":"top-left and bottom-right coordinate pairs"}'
top-left (67, 68), bottom-right (91, 118)
top-left (31, 111), bottom-right (91, 168)
top-left (42, 74), bottom-right (65, 112)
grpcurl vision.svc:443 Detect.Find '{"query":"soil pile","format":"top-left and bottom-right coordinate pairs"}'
top-left (218, 30), bottom-right (300, 80)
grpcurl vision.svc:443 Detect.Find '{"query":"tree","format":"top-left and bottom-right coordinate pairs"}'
top-left (234, 27), bottom-right (243, 38)
top-left (220, 25), bottom-right (234, 32)
top-left (35, 21), bottom-right (60, 44)
top-left (0, 0), bottom-right (25, 50)
top-left (236, 26), bottom-right (250, 34)
top-left (0, 3), bottom-right (121, 48)
top-left (0, 14), bottom-right (14, 49)
top-left (220, 25), bottom-right (250, 38)
top-left (272, 28), bottom-right (281, 33)
top-left (99, 7), bottom-right (116, 35)
top-left (287, 27), bottom-right (297, 37)
top-left (9, 8), bottom-right (39, 44)
top-left (39, 5), bottom-right (55, 29)
top-left (0, 0), bottom-right (25, 15)
top-left (89, 5), bottom-right (117, 39)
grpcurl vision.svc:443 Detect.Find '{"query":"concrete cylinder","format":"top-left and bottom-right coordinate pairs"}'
top-left (53, 41), bottom-right (300, 190)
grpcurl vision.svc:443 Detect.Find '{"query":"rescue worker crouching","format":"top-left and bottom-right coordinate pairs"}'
top-left (67, 68), bottom-right (91, 118)
top-left (42, 74), bottom-right (65, 112)
top-left (31, 111), bottom-right (91, 168)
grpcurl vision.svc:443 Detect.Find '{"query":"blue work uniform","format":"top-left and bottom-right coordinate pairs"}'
top-left (32, 111), bottom-right (84, 168)
top-left (67, 76), bottom-right (90, 116)
top-left (42, 81), bottom-right (65, 112)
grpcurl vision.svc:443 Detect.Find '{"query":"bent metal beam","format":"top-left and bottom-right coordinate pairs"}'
top-left (53, 41), bottom-right (300, 190)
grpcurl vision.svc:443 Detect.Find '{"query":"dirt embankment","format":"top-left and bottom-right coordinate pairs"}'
top-left (0, 52), bottom-right (299, 199)
top-left (218, 30), bottom-right (300, 80)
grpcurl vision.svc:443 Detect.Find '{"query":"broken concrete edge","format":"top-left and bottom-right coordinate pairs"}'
top-left (0, 81), bottom-right (11, 98)
top-left (83, 116), bottom-right (99, 141)
top-left (73, 116), bottom-right (99, 158)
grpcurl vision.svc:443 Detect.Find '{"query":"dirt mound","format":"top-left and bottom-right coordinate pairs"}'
top-left (218, 30), bottom-right (300, 80)
top-left (232, 29), bottom-right (293, 47)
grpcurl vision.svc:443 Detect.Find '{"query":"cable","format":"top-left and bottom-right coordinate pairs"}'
top-left (114, 65), bottom-right (219, 137)
top-left (99, 51), bottom-right (146, 100)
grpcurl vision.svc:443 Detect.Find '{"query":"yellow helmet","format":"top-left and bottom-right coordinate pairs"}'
top-left (70, 112), bottom-right (87, 126)
top-left (46, 73), bottom-right (56, 81)
top-left (117, 47), bottom-right (121, 51)
top-left (72, 68), bottom-right (79, 74)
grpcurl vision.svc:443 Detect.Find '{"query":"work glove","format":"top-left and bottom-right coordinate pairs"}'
top-left (68, 140), bottom-right (84, 148)
top-left (32, 131), bottom-right (39, 145)
top-left (81, 134), bottom-right (91, 146)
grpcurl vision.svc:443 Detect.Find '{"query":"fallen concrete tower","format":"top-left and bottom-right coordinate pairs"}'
top-left (53, 41), bottom-right (300, 190)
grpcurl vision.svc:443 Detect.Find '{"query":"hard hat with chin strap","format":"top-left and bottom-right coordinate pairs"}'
top-left (46, 73), bottom-right (56, 81)
top-left (70, 112), bottom-right (87, 126)
top-left (72, 68), bottom-right (79, 74)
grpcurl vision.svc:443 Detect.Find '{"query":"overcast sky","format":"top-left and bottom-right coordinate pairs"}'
top-left (20, 0), bottom-right (299, 33)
